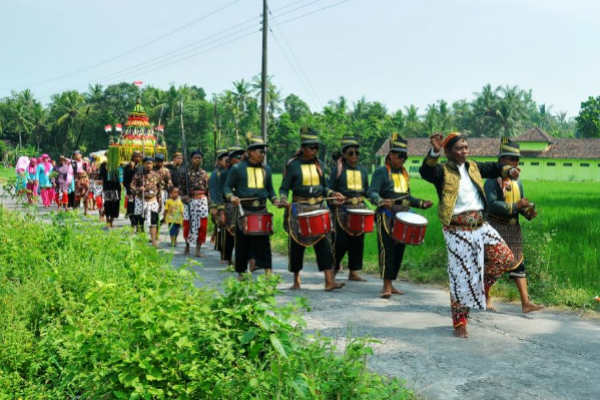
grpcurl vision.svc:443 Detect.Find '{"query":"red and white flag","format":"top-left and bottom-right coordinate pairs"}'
top-left (104, 124), bottom-right (112, 133)
top-left (115, 123), bottom-right (123, 133)
top-left (133, 80), bottom-right (143, 87)
top-left (156, 125), bottom-right (164, 133)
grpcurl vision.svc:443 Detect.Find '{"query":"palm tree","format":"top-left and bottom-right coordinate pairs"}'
top-left (52, 91), bottom-right (89, 152)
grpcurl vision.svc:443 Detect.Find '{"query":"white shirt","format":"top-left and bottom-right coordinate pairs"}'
top-left (453, 163), bottom-right (484, 215)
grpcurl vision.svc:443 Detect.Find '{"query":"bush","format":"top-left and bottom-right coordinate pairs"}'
top-left (0, 208), bottom-right (414, 399)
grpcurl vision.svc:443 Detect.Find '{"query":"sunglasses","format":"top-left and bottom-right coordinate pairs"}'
top-left (507, 156), bottom-right (520, 162)
top-left (256, 148), bottom-right (266, 154)
top-left (305, 145), bottom-right (319, 150)
top-left (345, 150), bottom-right (360, 156)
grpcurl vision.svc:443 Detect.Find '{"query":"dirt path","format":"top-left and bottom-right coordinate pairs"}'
top-left (4, 197), bottom-right (598, 400)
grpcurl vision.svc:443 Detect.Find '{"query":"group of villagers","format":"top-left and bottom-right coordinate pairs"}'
top-left (15, 127), bottom-right (543, 338)
top-left (15, 150), bottom-right (109, 216)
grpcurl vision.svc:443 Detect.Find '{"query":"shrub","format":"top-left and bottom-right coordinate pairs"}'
top-left (0, 208), bottom-right (414, 399)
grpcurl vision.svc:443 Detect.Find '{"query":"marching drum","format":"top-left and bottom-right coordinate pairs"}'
top-left (392, 212), bottom-right (428, 245)
top-left (346, 208), bottom-right (375, 234)
top-left (297, 209), bottom-right (331, 237)
top-left (243, 213), bottom-right (273, 236)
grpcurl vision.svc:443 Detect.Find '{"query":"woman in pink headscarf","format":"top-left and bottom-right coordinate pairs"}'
top-left (36, 154), bottom-right (54, 207)
top-left (26, 158), bottom-right (39, 204)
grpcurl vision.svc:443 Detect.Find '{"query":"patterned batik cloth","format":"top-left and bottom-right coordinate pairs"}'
top-left (442, 213), bottom-right (516, 328)
top-left (183, 197), bottom-right (209, 245)
top-left (134, 197), bottom-right (160, 226)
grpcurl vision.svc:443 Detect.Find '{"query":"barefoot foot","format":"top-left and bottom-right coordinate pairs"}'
top-left (522, 302), bottom-right (544, 313)
top-left (453, 325), bottom-right (469, 338)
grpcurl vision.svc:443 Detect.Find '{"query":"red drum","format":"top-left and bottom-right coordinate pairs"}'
top-left (243, 213), bottom-right (273, 236)
top-left (297, 209), bottom-right (331, 237)
top-left (346, 209), bottom-right (375, 234)
top-left (392, 212), bottom-right (428, 245)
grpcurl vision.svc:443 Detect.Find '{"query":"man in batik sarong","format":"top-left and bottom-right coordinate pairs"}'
top-left (420, 132), bottom-right (520, 338)
top-left (180, 150), bottom-right (210, 257)
top-left (484, 138), bottom-right (543, 313)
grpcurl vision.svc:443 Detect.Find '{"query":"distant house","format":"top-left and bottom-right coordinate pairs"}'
top-left (375, 128), bottom-right (600, 181)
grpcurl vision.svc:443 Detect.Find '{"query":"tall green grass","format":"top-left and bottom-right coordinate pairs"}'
top-left (269, 175), bottom-right (600, 308)
top-left (0, 208), bottom-right (414, 399)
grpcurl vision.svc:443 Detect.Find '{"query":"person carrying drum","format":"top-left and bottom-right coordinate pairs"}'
top-left (181, 150), bottom-right (210, 257)
top-left (419, 132), bottom-right (520, 339)
top-left (130, 156), bottom-right (161, 247)
top-left (225, 135), bottom-right (279, 277)
top-left (328, 135), bottom-right (370, 282)
top-left (368, 134), bottom-right (433, 299)
top-left (278, 127), bottom-right (345, 291)
top-left (221, 145), bottom-right (245, 264)
top-left (484, 138), bottom-right (543, 314)
top-left (209, 148), bottom-right (229, 253)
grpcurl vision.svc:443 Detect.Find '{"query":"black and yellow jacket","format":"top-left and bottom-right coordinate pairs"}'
top-left (368, 164), bottom-right (426, 209)
top-left (484, 177), bottom-right (525, 221)
top-left (279, 157), bottom-right (334, 201)
top-left (223, 160), bottom-right (276, 203)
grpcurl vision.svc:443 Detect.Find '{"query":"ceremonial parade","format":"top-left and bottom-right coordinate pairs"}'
top-left (2, 1), bottom-right (599, 399)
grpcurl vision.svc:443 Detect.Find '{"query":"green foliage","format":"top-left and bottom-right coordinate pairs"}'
top-left (576, 96), bottom-right (600, 138)
top-left (1, 81), bottom-right (577, 172)
top-left (0, 208), bottom-right (414, 399)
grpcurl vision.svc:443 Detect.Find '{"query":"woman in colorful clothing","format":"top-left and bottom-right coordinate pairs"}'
top-left (25, 158), bottom-right (38, 204)
top-left (56, 156), bottom-right (72, 210)
top-left (419, 132), bottom-right (520, 338)
top-left (37, 154), bottom-right (54, 207)
top-left (484, 139), bottom-right (544, 313)
top-left (74, 171), bottom-right (90, 215)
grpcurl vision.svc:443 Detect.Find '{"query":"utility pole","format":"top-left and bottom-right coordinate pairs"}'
top-left (260, 0), bottom-right (268, 152)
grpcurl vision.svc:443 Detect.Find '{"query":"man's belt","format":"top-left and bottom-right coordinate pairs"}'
top-left (292, 196), bottom-right (323, 205)
top-left (241, 198), bottom-right (267, 208)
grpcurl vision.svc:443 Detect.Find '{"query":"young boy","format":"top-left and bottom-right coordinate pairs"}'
top-left (164, 187), bottom-right (184, 247)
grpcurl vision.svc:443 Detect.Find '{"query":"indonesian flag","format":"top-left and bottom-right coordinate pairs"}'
top-left (156, 125), bottom-right (164, 133)
top-left (115, 123), bottom-right (123, 133)
top-left (133, 80), bottom-right (143, 87)
top-left (104, 124), bottom-right (112, 133)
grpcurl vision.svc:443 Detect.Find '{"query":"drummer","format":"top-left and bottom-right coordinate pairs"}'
top-left (278, 127), bottom-right (345, 291)
top-left (224, 135), bottom-right (279, 277)
top-left (221, 145), bottom-right (245, 265)
top-left (328, 135), bottom-right (370, 281)
top-left (368, 134), bottom-right (433, 299)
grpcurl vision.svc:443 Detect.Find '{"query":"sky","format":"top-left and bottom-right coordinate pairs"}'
top-left (1, 0), bottom-right (599, 117)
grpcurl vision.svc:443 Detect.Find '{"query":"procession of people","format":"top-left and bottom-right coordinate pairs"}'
top-left (12, 127), bottom-right (544, 339)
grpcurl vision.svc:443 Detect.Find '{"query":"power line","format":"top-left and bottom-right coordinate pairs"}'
top-left (98, 0), bottom-right (353, 85)
top-left (268, 7), bottom-right (322, 105)
top-left (22, 0), bottom-right (242, 88)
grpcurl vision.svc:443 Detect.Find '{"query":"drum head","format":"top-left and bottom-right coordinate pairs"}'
top-left (347, 208), bottom-right (375, 215)
top-left (395, 211), bottom-right (428, 225)
top-left (298, 209), bottom-right (329, 217)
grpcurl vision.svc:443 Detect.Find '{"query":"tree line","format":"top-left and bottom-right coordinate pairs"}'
top-left (2, 78), bottom-right (593, 172)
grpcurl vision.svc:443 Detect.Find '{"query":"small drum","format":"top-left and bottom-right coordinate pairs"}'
top-left (297, 209), bottom-right (331, 237)
top-left (243, 213), bottom-right (273, 236)
top-left (346, 208), bottom-right (375, 234)
top-left (392, 212), bottom-right (428, 245)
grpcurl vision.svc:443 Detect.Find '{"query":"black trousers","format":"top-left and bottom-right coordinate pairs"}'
top-left (221, 229), bottom-right (235, 263)
top-left (127, 195), bottom-right (137, 227)
top-left (333, 219), bottom-right (364, 271)
top-left (376, 213), bottom-right (406, 280)
top-left (68, 191), bottom-right (75, 208)
top-left (235, 226), bottom-right (272, 273)
top-left (288, 236), bottom-right (334, 273)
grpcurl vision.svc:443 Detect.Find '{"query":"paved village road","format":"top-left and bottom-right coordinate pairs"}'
top-left (4, 197), bottom-right (598, 400)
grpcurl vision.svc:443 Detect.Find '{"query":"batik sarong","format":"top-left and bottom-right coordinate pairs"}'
top-left (442, 211), bottom-right (516, 328)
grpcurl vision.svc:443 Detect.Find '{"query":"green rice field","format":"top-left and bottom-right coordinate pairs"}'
top-left (268, 174), bottom-right (600, 309)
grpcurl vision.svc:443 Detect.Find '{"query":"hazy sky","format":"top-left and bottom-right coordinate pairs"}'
top-left (2, 0), bottom-right (599, 116)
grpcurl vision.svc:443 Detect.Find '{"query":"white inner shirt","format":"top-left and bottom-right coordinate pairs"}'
top-left (453, 163), bottom-right (484, 215)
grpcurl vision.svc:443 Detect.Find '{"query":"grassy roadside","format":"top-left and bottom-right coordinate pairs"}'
top-left (0, 206), bottom-right (415, 399)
